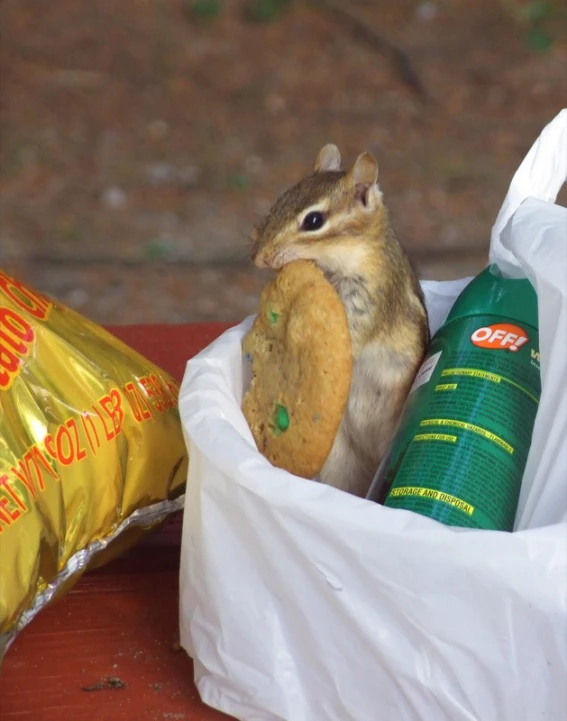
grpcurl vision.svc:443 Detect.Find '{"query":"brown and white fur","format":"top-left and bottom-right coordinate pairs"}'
top-left (251, 144), bottom-right (429, 498)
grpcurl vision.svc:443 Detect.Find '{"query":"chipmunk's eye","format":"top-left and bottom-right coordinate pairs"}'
top-left (301, 211), bottom-right (326, 232)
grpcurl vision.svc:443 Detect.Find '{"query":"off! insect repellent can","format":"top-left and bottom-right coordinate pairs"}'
top-left (376, 264), bottom-right (540, 531)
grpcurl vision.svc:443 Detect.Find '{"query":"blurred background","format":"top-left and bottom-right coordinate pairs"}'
top-left (1, 0), bottom-right (566, 326)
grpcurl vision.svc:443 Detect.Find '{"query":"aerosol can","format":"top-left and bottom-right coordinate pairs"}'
top-left (372, 264), bottom-right (541, 531)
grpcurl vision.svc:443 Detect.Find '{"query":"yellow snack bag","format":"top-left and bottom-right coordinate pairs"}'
top-left (0, 271), bottom-right (188, 659)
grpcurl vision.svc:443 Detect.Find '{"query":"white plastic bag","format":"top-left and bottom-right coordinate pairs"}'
top-left (179, 110), bottom-right (567, 721)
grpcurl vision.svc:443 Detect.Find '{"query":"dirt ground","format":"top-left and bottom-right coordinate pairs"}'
top-left (1, 0), bottom-right (566, 325)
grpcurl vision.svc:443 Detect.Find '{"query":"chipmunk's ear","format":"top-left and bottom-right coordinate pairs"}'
top-left (314, 144), bottom-right (341, 172)
top-left (347, 152), bottom-right (379, 186)
top-left (347, 152), bottom-right (381, 208)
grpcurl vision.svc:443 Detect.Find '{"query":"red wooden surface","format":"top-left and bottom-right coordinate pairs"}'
top-left (0, 322), bottom-right (237, 721)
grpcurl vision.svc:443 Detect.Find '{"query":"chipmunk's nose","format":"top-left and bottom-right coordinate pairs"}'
top-left (253, 249), bottom-right (270, 269)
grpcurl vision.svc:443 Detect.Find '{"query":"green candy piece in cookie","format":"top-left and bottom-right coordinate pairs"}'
top-left (267, 308), bottom-right (279, 325)
top-left (272, 403), bottom-right (289, 434)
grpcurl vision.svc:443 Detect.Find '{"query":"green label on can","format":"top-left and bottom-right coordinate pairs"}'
top-left (382, 315), bottom-right (541, 531)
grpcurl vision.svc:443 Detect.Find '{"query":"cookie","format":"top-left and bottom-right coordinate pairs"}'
top-left (242, 259), bottom-right (352, 479)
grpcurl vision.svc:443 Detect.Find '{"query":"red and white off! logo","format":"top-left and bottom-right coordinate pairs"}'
top-left (470, 323), bottom-right (529, 352)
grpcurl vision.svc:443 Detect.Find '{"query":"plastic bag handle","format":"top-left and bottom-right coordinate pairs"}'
top-left (490, 109), bottom-right (567, 265)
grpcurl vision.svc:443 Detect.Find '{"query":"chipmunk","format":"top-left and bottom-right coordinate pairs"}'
top-left (251, 144), bottom-right (429, 498)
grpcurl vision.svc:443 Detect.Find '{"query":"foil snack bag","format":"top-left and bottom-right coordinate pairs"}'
top-left (0, 271), bottom-right (188, 659)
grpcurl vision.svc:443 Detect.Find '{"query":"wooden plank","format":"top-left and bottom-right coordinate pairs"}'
top-left (0, 548), bottom-right (234, 721)
top-left (0, 323), bottom-right (238, 721)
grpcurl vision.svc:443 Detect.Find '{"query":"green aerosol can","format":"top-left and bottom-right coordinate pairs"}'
top-left (373, 264), bottom-right (541, 531)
